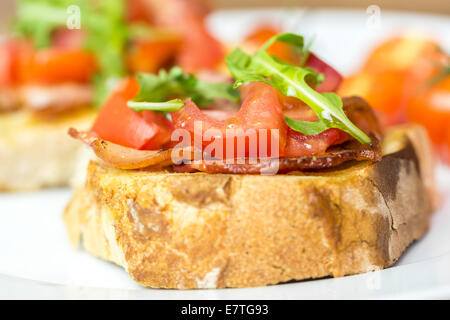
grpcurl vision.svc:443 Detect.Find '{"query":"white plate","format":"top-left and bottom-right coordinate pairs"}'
top-left (1, 8), bottom-right (450, 300)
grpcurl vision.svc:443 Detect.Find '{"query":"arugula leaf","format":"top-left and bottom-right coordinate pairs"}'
top-left (226, 33), bottom-right (371, 144)
top-left (127, 67), bottom-right (239, 112)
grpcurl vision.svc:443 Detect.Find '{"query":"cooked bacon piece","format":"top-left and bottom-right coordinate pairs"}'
top-left (343, 96), bottom-right (383, 141)
top-left (20, 83), bottom-right (93, 116)
top-left (69, 128), bottom-right (179, 170)
top-left (173, 134), bottom-right (381, 174)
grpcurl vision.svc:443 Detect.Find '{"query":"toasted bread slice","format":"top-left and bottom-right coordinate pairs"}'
top-left (0, 109), bottom-right (96, 191)
top-left (64, 125), bottom-right (436, 289)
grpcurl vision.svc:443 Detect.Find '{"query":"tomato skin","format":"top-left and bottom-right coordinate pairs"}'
top-left (92, 77), bottom-right (173, 150)
top-left (306, 53), bottom-right (343, 92)
top-left (126, 38), bottom-right (180, 74)
top-left (20, 48), bottom-right (97, 84)
top-left (171, 82), bottom-right (287, 158)
top-left (284, 128), bottom-right (348, 158)
top-left (280, 93), bottom-right (349, 158)
top-left (141, 110), bottom-right (174, 149)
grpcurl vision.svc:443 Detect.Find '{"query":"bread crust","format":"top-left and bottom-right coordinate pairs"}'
top-left (64, 125), bottom-right (434, 288)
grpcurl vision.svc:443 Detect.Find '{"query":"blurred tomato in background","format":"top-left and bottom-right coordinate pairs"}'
top-left (338, 35), bottom-right (450, 164)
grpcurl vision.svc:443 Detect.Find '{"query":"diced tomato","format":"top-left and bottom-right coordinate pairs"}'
top-left (306, 53), bottom-right (343, 92)
top-left (284, 128), bottom-right (348, 158)
top-left (171, 82), bottom-right (287, 158)
top-left (20, 48), bottom-right (97, 84)
top-left (92, 77), bottom-right (173, 150)
top-left (280, 94), bottom-right (349, 158)
top-left (141, 110), bottom-right (174, 149)
top-left (202, 109), bottom-right (236, 121)
top-left (279, 95), bottom-right (317, 121)
top-left (126, 38), bottom-right (180, 74)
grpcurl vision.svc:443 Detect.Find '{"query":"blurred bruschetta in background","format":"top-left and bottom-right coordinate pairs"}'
top-left (0, 0), bottom-right (225, 191)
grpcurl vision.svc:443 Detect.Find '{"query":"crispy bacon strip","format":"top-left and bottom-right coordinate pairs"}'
top-left (69, 128), bottom-right (176, 170)
top-left (173, 134), bottom-right (381, 174)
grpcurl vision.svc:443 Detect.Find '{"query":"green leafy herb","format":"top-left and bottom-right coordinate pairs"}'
top-left (127, 67), bottom-right (239, 112)
top-left (128, 99), bottom-right (185, 113)
top-left (226, 33), bottom-right (371, 144)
